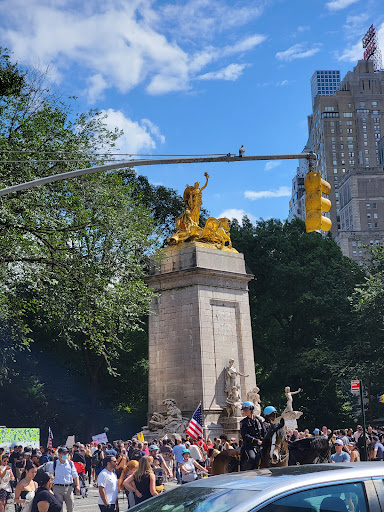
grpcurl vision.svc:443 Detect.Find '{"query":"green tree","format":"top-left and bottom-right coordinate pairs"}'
top-left (230, 217), bottom-right (364, 428)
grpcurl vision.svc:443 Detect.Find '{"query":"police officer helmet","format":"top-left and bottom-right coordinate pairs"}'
top-left (263, 406), bottom-right (277, 416)
top-left (241, 401), bottom-right (255, 411)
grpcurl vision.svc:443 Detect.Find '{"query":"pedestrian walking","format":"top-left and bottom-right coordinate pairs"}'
top-left (97, 456), bottom-right (118, 512)
top-left (46, 446), bottom-right (79, 512)
top-left (14, 462), bottom-right (38, 512)
top-left (0, 455), bottom-right (15, 512)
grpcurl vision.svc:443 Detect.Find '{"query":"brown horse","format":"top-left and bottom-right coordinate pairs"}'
top-left (211, 449), bottom-right (240, 475)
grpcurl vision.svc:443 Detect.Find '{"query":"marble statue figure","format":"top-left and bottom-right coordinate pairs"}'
top-left (226, 385), bottom-right (242, 417)
top-left (224, 359), bottom-right (248, 395)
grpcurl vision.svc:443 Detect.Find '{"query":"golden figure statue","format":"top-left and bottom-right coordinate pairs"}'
top-left (167, 173), bottom-right (235, 251)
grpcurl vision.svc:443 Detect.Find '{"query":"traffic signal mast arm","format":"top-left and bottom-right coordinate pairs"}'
top-left (0, 152), bottom-right (316, 197)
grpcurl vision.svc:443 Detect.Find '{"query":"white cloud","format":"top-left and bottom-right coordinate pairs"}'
top-left (101, 109), bottom-right (165, 154)
top-left (0, 0), bottom-right (266, 100)
top-left (276, 43), bottom-right (321, 61)
top-left (326, 0), bottom-right (359, 11)
top-left (264, 161), bottom-right (282, 171)
top-left (337, 40), bottom-right (363, 62)
top-left (297, 25), bottom-right (310, 33)
top-left (218, 208), bottom-right (256, 223)
top-left (197, 63), bottom-right (248, 81)
top-left (244, 186), bottom-right (291, 200)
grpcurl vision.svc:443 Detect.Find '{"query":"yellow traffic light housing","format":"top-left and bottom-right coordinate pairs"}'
top-left (304, 171), bottom-right (332, 233)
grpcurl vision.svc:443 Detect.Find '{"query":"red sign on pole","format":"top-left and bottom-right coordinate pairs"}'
top-left (351, 380), bottom-right (360, 392)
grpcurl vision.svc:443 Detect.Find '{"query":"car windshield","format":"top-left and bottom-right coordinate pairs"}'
top-left (131, 486), bottom-right (256, 511)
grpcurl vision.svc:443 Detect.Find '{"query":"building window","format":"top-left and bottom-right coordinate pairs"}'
top-left (330, 129), bottom-right (335, 134)
top-left (333, 168), bottom-right (338, 173)
top-left (365, 158), bottom-right (369, 164)
top-left (367, 213), bottom-right (371, 219)
top-left (343, 112), bottom-right (353, 117)
top-left (349, 152), bottom-right (354, 157)
top-left (365, 149), bottom-right (369, 154)
top-left (375, 125), bottom-right (381, 131)
top-left (370, 240), bottom-right (374, 245)
top-left (368, 223), bottom-right (372, 228)
top-left (333, 160), bottom-right (337, 165)
top-left (346, 121), bottom-right (352, 126)
top-left (372, 110), bottom-right (379, 114)
top-left (375, 223), bottom-right (378, 228)
top-left (325, 106), bottom-right (335, 111)
top-left (353, 250), bottom-right (357, 255)
top-left (373, 203), bottom-right (377, 208)
top-left (359, 102), bottom-right (365, 107)
top-left (364, 141), bottom-right (368, 146)
top-left (375, 133), bottom-right (381, 139)
top-left (372, 101), bottom-right (378, 106)
top-left (366, 203), bottom-right (371, 208)
top-left (346, 128), bottom-right (353, 133)
top-left (374, 213), bottom-right (378, 219)
top-left (352, 241), bottom-right (357, 246)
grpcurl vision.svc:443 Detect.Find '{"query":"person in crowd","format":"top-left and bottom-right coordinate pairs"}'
top-left (91, 444), bottom-right (103, 486)
top-left (105, 444), bottom-right (117, 458)
top-left (97, 456), bottom-right (118, 512)
top-left (172, 438), bottom-right (185, 484)
top-left (179, 449), bottom-right (207, 484)
top-left (159, 441), bottom-right (174, 480)
top-left (0, 455), bottom-right (15, 512)
top-left (115, 449), bottom-right (127, 479)
top-left (119, 460), bottom-right (138, 509)
top-left (14, 462), bottom-right (38, 512)
top-left (331, 439), bottom-right (351, 462)
top-left (31, 472), bottom-right (62, 512)
top-left (197, 436), bottom-right (207, 453)
top-left (83, 447), bottom-right (92, 485)
top-left (72, 445), bottom-right (85, 465)
top-left (205, 449), bottom-right (219, 476)
top-left (46, 446), bottom-right (79, 512)
top-left (142, 443), bottom-right (149, 456)
top-left (349, 442), bottom-right (360, 462)
top-left (185, 442), bottom-right (204, 463)
top-left (148, 445), bottom-right (172, 480)
top-left (370, 435), bottom-right (384, 460)
top-left (39, 449), bottom-right (52, 466)
top-left (11, 446), bottom-right (25, 481)
top-left (124, 456), bottom-right (158, 505)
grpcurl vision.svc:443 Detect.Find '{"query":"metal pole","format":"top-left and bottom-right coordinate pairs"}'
top-left (360, 380), bottom-right (369, 461)
top-left (0, 152), bottom-right (317, 197)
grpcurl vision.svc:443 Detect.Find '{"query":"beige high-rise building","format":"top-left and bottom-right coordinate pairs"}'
top-left (290, 60), bottom-right (384, 261)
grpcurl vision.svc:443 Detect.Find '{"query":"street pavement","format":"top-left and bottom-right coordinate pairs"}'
top-left (7, 481), bottom-right (178, 512)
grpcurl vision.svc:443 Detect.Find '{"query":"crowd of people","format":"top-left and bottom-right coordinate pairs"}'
top-left (0, 418), bottom-right (383, 512)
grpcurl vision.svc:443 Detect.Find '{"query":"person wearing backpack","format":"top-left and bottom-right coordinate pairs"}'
top-left (45, 447), bottom-right (79, 512)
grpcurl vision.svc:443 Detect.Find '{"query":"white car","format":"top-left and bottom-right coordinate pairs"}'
top-left (130, 462), bottom-right (384, 511)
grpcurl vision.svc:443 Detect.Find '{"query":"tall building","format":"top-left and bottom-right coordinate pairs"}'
top-left (310, 70), bottom-right (341, 106)
top-left (289, 59), bottom-right (384, 261)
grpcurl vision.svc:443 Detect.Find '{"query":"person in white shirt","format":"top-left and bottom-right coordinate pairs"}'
top-left (46, 446), bottom-right (79, 512)
top-left (97, 456), bottom-right (118, 512)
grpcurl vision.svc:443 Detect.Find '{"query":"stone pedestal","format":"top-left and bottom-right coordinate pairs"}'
top-left (146, 242), bottom-right (257, 439)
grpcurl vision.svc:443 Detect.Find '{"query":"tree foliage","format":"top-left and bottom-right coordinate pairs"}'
top-left (230, 217), bottom-right (364, 428)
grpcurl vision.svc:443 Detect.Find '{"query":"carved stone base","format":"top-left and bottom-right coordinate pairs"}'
top-left (219, 416), bottom-right (242, 442)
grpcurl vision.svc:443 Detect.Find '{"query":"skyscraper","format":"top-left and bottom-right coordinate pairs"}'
top-left (290, 60), bottom-right (384, 262)
top-left (310, 70), bottom-right (340, 106)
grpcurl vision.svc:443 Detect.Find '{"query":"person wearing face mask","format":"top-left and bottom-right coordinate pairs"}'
top-left (31, 472), bottom-right (62, 512)
top-left (45, 447), bottom-right (79, 512)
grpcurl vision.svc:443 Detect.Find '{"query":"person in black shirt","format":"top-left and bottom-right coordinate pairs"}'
top-left (240, 401), bottom-right (265, 470)
top-left (31, 472), bottom-right (62, 512)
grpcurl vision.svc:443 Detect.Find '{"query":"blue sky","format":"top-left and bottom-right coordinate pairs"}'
top-left (1, 0), bottom-right (384, 223)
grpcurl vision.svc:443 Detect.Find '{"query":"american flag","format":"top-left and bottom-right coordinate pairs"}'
top-left (186, 403), bottom-right (203, 440)
top-left (47, 427), bottom-right (53, 449)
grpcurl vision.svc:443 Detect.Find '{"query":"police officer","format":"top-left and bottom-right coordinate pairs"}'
top-left (240, 401), bottom-right (265, 470)
top-left (263, 406), bottom-right (279, 432)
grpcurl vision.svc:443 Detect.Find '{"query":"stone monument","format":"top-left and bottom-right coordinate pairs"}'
top-left (146, 173), bottom-right (258, 439)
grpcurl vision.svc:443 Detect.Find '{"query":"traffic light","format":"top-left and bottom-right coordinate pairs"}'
top-left (304, 171), bottom-right (332, 233)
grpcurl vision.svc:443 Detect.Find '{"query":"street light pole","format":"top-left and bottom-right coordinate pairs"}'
top-left (0, 152), bottom-right (316, 197)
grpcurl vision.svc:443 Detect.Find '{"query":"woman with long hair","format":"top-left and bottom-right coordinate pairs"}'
top-left (124, 456), bottom-right (158, 505)
top-left (14, 462), bottom-right (38, 512)
top-left (119, 460), bottom-right (139, 509)
top-left (0, 455), bottom-right (15, 512)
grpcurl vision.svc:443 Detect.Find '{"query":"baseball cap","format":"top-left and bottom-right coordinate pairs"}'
top-left (149, 445), bottom-right (159, 451)
top-left (182, 449), bottom-right (190, 454)
top-left (58, 446), bottom-right (69, 454)
top-left (313, 428), bottom-right (320, 435)
top-left (335, 439), bottom-right (344, 445)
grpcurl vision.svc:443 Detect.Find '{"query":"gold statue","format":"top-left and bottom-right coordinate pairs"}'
top-left (167, 173), bottom-right (234, 250)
